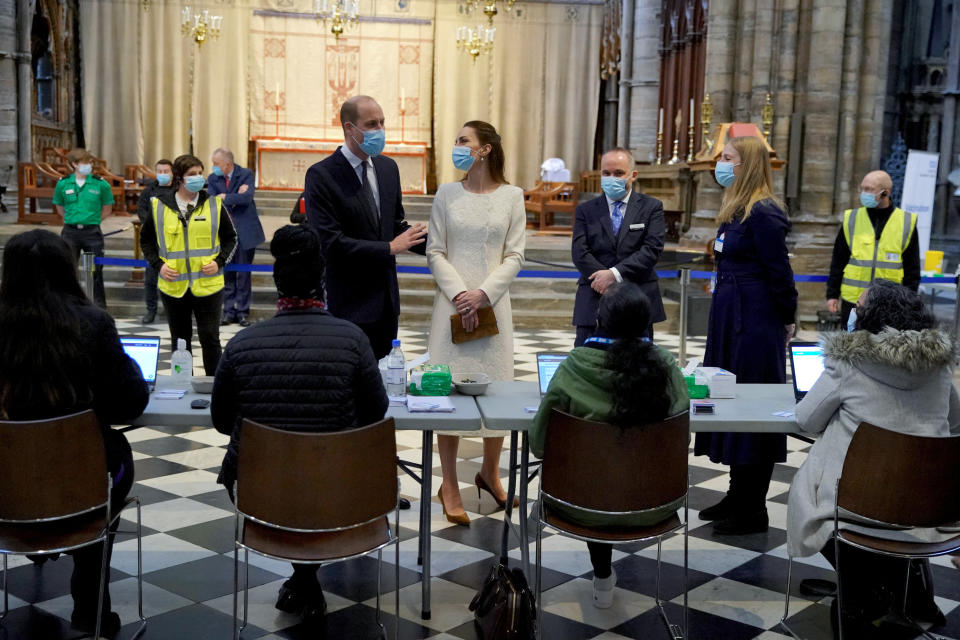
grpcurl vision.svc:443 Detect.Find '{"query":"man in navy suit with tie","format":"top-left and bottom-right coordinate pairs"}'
top-left (208, 148), bottom-right (265, 327)
top-left (572, 148), bottom-right (666, 345)
top-left (305, 95), bottom-right (427, 360)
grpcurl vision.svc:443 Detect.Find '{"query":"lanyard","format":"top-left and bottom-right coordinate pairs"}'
top-left (584, 337), bottom-right (615, 345)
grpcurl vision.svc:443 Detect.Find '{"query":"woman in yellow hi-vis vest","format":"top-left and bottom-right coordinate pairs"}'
top-left (140, 154), bottom-right (237, 375)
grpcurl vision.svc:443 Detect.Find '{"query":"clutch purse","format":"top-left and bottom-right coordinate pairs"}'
top-left (450, 307), bottom-right (499, 344)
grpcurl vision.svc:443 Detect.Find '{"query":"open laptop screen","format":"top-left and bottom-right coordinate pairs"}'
top-left (537, 353), bottom-right (568, 396)
top-left (120, 336), bottom-right (161, 388)
top-left (789, 342), bottom-right (825, 400)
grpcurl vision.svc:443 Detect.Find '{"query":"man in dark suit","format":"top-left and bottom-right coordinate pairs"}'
top-left (135, 158), bottom-right (174, 324)
top-left (572, 147), bottom-right (666, 345)
top-left (305, 95), bottom-right (427, 360)
top-left (208, 148), bottom-right (265, 327)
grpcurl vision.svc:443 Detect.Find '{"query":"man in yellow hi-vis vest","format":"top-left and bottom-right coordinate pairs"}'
top-left (140, 154), bottom-right (237, 375)
top-left (826, 170), bottom-right (919, 328)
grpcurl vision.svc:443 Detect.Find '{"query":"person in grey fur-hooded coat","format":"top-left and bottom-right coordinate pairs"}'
top-left (787, 326), bottom-right (960, 558)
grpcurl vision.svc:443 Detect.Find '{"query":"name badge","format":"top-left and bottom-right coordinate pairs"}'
top-left (65, 189), bottom-right (75, 195)
top-left (629, 223), bottom-right (645, 231)
top-left (193, 216), bottom-right (207, 221)
top-left (885, 252), bottom-right (898, 261)
top-left (715, 232), bottom-right (725, 253)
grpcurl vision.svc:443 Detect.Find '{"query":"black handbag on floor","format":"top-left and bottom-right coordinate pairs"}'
top-left (468, 561), bottom-right (536, 639)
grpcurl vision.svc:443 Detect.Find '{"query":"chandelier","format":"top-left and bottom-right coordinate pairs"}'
top-left (456, 25), bottom-right (495, 62)
top-left (315, 0), bottom-right (360, 40)
top-left (181, 7), bottom-right (222, 48)
top-left (460, 0), bottom-right (517, 26)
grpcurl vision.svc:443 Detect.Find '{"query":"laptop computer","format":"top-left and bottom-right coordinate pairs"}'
top-left (120, 336), bottom-right (161, 392)
top-left (789, 341), bottom-right (825, 402)
top-left (536, 352), bottom-right (568, 397)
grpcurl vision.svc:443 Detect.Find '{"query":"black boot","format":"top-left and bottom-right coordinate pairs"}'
top-left (713, 508), bottom-right (769, 535)
top-left (698, 494), bottom-right (737, 521)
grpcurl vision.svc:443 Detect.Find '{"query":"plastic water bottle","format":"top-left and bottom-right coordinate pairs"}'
top-left (170, 338), bottom-right (193, 388)
top-left (387, 339), bottom-right (406, 397)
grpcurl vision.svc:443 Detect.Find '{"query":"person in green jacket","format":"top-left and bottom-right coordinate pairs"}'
top-left (531, 282), bottom-right (689, 609)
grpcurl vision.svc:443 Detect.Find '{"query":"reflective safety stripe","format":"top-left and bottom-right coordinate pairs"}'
top-left (209, 197), bottom-right (220, 248)
top-left (154, 197), bottom-right (170, 259)
top-left (165, 249), bottom-right (189, 260)
top-left (167, 269), bottom-right (222, 283)
top-left (842, 277), bottom-right (873, 288)
top-left (848, 258), bottom-right (902, 269)
top-left (846, 209), bottom-right (857, 246)
top-left (901, 212), bottom-right (912, 250)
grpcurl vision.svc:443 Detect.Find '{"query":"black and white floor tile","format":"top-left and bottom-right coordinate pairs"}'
top-left (2, 318), bottom-right (958, 639)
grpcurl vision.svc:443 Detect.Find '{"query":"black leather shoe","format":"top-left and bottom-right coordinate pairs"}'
top-left (698, 495), bottom-right (736, 521)
top-left (238, 316), bottom-right (251, 327)
top-left (276, 579), bottom-right (326, 620)
top-left (140, 310), bottom-right (156, 324)
top-left (398, 497), bottom-right (411, 510)
top-left (713, 509), bottom-right (769, 535)
top-left (71, 610), bottom-right (121, 639)
top-left (221, 315), bottom-right (235, 326)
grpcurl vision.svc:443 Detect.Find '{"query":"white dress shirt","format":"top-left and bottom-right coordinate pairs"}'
top-left (340, 144), bottom-right (381, 213)
top-left (603, 191), bottom-right (630, 283)
top-left (174, 192), bottom-right (200, 218)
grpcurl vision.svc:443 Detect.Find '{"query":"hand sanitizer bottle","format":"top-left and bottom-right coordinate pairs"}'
top-left (170, 338), bottom-right (193, 388)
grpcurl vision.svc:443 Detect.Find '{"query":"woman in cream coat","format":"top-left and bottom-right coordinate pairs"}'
top-left (787, 281), bottom-right (960, 634)
top-left (427, 121), bottom-right (525, 525)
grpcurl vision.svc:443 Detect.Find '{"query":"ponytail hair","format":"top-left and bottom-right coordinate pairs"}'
top-left (597, 283), bottom-right (673, 427)
top-left (462, 120), bottom-right (508, 185)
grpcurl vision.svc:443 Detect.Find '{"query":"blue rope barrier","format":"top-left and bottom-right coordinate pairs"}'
top-left (90, 256), bottom-right (957, 285)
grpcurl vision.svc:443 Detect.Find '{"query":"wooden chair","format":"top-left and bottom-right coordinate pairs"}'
top-left (17, 162), bottom-right (64, 224)
top-left (233, 418), bottom-right (401, 639)
top-left (522, 181), bottom-right (579, 235)
top-left (579, 170), bottom-right (601, 194)
top-left (0, 410), bottom-right (146, 639)
top-left (535, 410), bottom-right (690, 639)
top-left (779, 422), bottom-right (960, 640)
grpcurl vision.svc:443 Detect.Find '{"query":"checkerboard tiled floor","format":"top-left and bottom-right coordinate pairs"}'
top-left (3, 319), bottom-right (959, 639)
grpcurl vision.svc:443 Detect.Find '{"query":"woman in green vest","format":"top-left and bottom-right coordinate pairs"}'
top-left (140, 155), bottom-right (238, 375)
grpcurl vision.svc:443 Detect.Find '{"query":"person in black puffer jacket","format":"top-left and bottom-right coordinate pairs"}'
top-left (211, 223), bottom-right (388, 622)
top-left (0, 229), bottom-right (149, 639)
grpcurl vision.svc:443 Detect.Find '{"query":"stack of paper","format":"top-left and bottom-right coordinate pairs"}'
top-left (406, 396), bottom-right (455, 413)
top-left (154, 389), bottom-right (187, 400)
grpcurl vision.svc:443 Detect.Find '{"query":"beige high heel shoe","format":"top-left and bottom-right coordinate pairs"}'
top-left (438, 486), bottom-right (470, 526)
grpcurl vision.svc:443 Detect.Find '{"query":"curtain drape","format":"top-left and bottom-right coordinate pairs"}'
top-left (432, 2), bottom-right (601, 189)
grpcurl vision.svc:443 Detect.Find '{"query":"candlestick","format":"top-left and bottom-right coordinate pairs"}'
top-left (668, 138), bottom-right (680, 165)
top-left (655, 132), bottom-right (663, 165)
top-left (689, 98), bottom-right (694, 128)
top-left (658, 107), bottom-right (663, 135)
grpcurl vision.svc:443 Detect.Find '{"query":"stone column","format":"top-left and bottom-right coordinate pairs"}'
top-left (0, 0), bottom-right (17, 183)
top-left (16, 0), bottom-right (32, 163)
top-left (627, 0), bottom-right (661, 162)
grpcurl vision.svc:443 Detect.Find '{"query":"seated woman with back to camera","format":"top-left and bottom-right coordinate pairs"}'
top-left (787, 279), bottom-right (960, 638)
top-left (530, 282), bottom-right (689, 609)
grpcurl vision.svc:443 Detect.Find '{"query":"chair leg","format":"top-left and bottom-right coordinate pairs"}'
top-left (131, 498), bottom-right (147, 639)
top-left (778, 557), bottom-right (802, 639)
top-left (395, 505), bottom-right (401, 640)
top-left (1, 554), bottom-right (7, 622)
top-left (834, 536), bottom-right (844, 640)
top-left (242, 549), bottom-right (250, 633)
top-left (376, 549), bottom-right (386, 639)
top-left (535, 501), bottom-right (543, 640)
top-left (900, 559), bottom-right (945, 640)
top-left (232, 542), bottom-right (240, 640)
top-left (655, 535), bottom-right (683, 640)
top-left (94, 528), bottom-right (111, 640)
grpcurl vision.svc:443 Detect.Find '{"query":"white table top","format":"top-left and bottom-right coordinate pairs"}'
top-left (132, 376), bottom-right (482, 430)
top-left (476, 381), bottom-right (802, 433)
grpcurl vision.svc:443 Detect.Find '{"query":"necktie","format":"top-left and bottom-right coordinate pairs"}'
top-left (225, 175), bottom-right (230, 190)
top-left (360, 160), bottom-right (379, 219)
top-left (612, 201), bottom-right (624, 235)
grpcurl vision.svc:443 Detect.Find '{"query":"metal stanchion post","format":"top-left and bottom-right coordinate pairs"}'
top-left (678, 268), bottom-right (690, 367)
top-left (80, 252), bottom-right (95, 299)
top-left (953, 274), bottom-right (960, 349)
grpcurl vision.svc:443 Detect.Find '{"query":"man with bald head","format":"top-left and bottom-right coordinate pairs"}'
top-left (826, 170), bottom-right (919, 327)
top-left (572, 147), bottom-right (666, 344)
top-left (305, 95), bottom-right (427, 359)
top-left (208, 147), bottom-right (265, 327)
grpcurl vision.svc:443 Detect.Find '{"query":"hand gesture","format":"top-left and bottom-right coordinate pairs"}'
top-left (200, 261), bottom-right (219, 276)
top-left (589, 269), bottom-right (616, 294)
top-left (159, 263), bottom-right (179, 282)
top-left (826, 298), bottom-right (839, 313)
top-left (454, 289), bottom-right (489, 315)
top-left (238, 184), bottom-right (249, 194)
top-left (389, 224), bottom-right (427, 255)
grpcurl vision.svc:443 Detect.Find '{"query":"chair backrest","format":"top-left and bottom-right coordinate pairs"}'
top-left (838, 421), bottom-right (960, 528)
top-left (236, 418), bottom-right (398, 531)
top-left (541, 409), bottom-right (689, 513)
top-left (0, 410), bottom-right (108, 522)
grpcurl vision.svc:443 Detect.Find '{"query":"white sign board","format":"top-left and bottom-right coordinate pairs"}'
top-left (900, 150), bottom-right (939, 257)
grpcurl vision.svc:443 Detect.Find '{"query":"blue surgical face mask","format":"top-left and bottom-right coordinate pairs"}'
top-left (76, 163), bottom-right (92, 176)
top-left (847, 307), bottom-right (858, 332)
top-left (156, 173), bottom-right (172, 187)
top-left (600, 176), bottom-right (629, 200)
top-left (859, 191), bottom-right (878, 209)
top-left (351, 125), bottom-right (386, 157)
top-left (714, 162), bottom-right (737, 188)
top-left (184, 175), bottom-right (206, 193)
top-left (452, 146), bottom-right (476, 171)
top-left (212, 165), bottom-right (224, 177)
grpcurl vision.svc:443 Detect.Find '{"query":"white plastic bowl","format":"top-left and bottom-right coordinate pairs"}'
top-left (191, 376), bottom-right (214, 394)
top-left (453, 372), bottom-right (491, 396)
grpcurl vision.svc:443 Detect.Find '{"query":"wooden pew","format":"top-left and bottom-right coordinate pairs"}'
top-left (17, 162), bottom-right (65, 225)
top-left (523, 181), bottom-right (578, 236)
